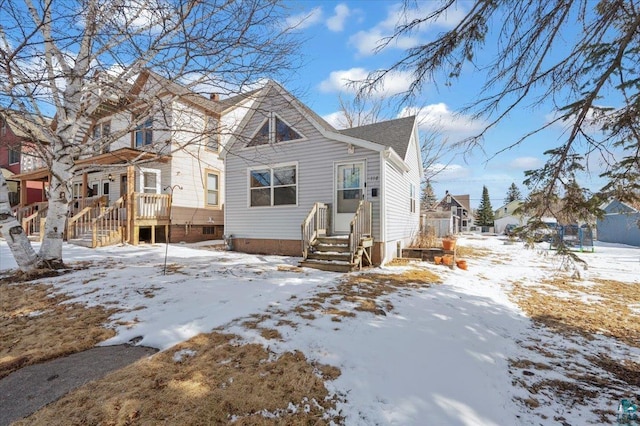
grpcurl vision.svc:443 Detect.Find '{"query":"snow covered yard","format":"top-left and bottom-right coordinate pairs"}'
top-left (1, 236), bottom-right (639, 425)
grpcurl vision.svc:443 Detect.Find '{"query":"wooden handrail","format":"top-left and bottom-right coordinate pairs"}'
top-left (15, 201), bottom-right (48, 223)
top-left (349, 201), bottom-right (372, 264)
top-left (69, 195), bottom-right (107, 217)
top-left (21, 204), bottom-right (48, 236)
top-left (301, 202), bottom-right (328, 259)
top-left (66, 205), bottom-right (102, 241)
top-left (135, 193), bottom-right (170, 219)
top-left (91, 196), bottom-right (126, 247)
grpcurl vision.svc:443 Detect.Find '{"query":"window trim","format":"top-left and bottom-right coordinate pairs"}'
top-left (92, 120), bottom-right (111, 153)
top-left (246, 113), bottom-right (304, 147)
top-left (8, 145), bottom-right (20, 165)
top-left (138, 168), bottom-right (161, 194)
top-left (410, 183), bottom-right (417, 213)
top-left (205, 169), bottom-right (221, 208)
top-left (247, 162), bottom-right (298, 208)
top-left (133, 117), bottom-right (153, 148)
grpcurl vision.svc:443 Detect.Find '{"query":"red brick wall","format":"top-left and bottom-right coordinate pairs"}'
top-left (231, 238), bottom-right (302, 257)
top-left (168, 224), bottom-right (224, 243)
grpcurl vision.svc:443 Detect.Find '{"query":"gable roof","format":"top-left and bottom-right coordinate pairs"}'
top-left (452, 194), bottom-right (471, 212)
top-left (339, 115), bottom-right (416, 159)
top-left (0, 107), bottom-right (52, 143)
top-left (221, 81), bottom-right (417, 173)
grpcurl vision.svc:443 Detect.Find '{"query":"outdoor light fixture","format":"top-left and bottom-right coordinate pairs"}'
top-left (347, 144), bottom-right (355, 154)
top-left (108, 174), bottom-right (114, 181)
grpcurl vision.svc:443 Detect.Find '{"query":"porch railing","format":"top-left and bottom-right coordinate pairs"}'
top-left (91, 196), bottom-right (126, 247)
top-left (349, 201), bottom-right (372, 264)
top-left (66, 196), bottom-right (109, 241)
top-left (69, 195), bottom-right (108, 217)
top-left (15, 201), bottom-right (48, 224)
top-left (21, 203), bottom-right (49, 237)
top-left (66, 205), bottom-right (102, 241)
top-left (301, 202), bottom-right (329, 259)
top-left (135, 193), bottom-right (170, 219)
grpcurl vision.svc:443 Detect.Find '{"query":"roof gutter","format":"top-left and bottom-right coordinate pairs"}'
top-left (383, 147), bottom-right (410, 172)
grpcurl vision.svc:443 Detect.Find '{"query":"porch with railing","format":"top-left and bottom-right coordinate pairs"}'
top-left (134, 193), bottom-right (170, 221)
top-left (300, 200), bottom-right (372, 272)
top-left (14, 192), bottom-right (171, 248)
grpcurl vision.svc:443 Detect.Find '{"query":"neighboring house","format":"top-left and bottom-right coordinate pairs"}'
top-left (424, 191), bottom-right (473, 235)
top-left (0, 108), bottom-right (49, 205)
top-left (221, 81), bottom-right (423, 269)
top-left (493, 200), bottom-right (525, 234)
top-left (597, 199), bottom-right (640, 247)
top-left (12, 70), bottom-right (254, 246)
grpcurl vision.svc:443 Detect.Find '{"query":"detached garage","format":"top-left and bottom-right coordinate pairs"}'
top-left (597, 199), bottom-right (640, 247)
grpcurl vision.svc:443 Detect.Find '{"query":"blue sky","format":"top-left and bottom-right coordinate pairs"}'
top-left (277, 1), bottom-right (609, 210)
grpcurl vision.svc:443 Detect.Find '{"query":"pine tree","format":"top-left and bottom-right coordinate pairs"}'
top-left (421, 180), bottom-right (437, 211)
top-left (476, 186), bottom-right (495, 227)
top-left (504, 183), bottom-right (522, 204)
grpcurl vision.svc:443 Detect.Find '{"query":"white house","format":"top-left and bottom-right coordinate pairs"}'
top-left (13, 70), bottom-right (254, 246)
top-left (493, 200), bottom-right (525, 234)
top-left (221, 81), bottom-right (423, 270)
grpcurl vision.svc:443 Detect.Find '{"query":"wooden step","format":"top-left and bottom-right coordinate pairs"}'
top-left (307, 251), bottom-right (351, 262)
top-left (299, 260), bottom-right (356, 273)
top-left (313, 243), bottom-right (350, 253)
top-left (67, 239), bottom-right (93, 248)
top-left (316, 235), bottom-right (349, 245)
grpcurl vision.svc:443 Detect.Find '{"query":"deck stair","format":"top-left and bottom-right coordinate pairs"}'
top-left (300, 201), bottom-right (373, 272)
top-left (66, 196), bottom-right (125, 248)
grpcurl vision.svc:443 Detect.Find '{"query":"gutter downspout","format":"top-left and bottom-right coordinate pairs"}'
top-left (379, 151), bottom-right (386, 264)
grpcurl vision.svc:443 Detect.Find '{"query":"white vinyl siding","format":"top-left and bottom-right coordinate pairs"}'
top-left (225, 87), bottom-right (381, 240)
top-left (383, 135), bottom-right (421, 262)
top-left (169, 101), bottom-right (224, 210)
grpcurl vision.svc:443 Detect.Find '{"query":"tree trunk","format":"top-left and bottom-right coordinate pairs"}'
top-left (0, 174), bottom-right (39, 273)
top-left (38, 159), bottom-right (73, 268)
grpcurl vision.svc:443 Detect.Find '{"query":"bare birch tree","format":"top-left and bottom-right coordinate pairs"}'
top-left (0, 0), bottom-right (299, 273)
top-left (362, 0), bottom-right (640, 222)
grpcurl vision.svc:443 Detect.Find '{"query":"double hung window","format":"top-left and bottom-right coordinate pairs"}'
top-left (249, 164), bottom-right (297, 207)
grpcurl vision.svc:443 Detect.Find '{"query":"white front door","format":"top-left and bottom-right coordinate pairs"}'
top-left (334, 161), bottom-right (365, 233)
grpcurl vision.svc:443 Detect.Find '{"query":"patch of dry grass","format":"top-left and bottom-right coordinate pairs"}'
top-left (455, 245), bottom-right (492, 259)
top-left (15, 332), bottom-right (342, 426)
top-left (289, 269), bottom-right (442, 321)
top-left (508, 274), bottom-right (640, 421)
top-left (0, 282), bottom-right (117, 379)
top-left (510, 277), bottom-right (640, 348)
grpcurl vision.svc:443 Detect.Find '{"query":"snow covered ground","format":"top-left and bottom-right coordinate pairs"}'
top-left (1, 236), bottom-right (639, 425)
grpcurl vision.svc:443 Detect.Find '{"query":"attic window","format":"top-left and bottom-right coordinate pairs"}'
top-left (248, 113), bottom-right (302, 147)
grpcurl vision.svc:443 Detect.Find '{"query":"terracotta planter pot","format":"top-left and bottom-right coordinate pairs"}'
top-left (456, 259), bottom-right (468, 270)
top-left (442, 254), bottom-right (454, 266)
top-left (442, 238), bottom-right (456, 251)
top-left (434, 256), bottom-right (442, 265)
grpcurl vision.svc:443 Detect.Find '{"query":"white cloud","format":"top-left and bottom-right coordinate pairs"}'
top-left (286, 7), bottom-right (323, 30)
top-left (319, 67), bottom-right (413, 97)
top-left (427, 163), bottom-right (471, 181)
top-left (319, 68), bottom-right (369, 93)
top-left (326, 4), bottom-right (350, 32)
top-left (349, 2), bottom-right (465, 56)
top-left (400, 103), bottom-right (484, 135)
top-left (321, 111), bottom-right (346, 129)
top-left (509, 157), bottom-right (542, 170)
